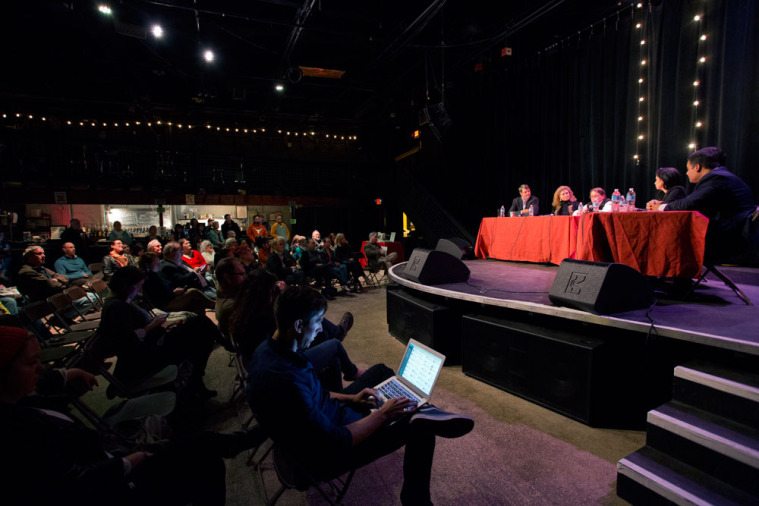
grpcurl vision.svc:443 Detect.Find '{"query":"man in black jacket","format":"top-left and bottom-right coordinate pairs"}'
top-left (508, 184), bottom-right (540, 216)
top-left (662, 147), bottom-right (756, 262)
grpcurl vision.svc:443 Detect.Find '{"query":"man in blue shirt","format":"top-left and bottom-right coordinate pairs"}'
top-left (54, 242), bottom-right (92, 284)
top-left (247, 286), bottom-right (473, 505)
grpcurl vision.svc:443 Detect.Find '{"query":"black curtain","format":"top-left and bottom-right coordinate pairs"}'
top-left (408, 0), bottom-right (759, 235)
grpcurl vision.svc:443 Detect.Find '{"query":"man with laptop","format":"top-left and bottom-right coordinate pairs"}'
top-left (247, 286), bottom-right (473, 505)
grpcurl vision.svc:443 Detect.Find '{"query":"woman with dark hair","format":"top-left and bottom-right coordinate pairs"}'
top-left (334, 233), bottom-right (365, 292)
top-left (96, 266), bottom-right (217, 398)
top-left (229, 270), bottom-right (360, 391)
top-left (551, 185), bottom-right (580, 215)
top-left (646, 167), bottom-right (687, 210)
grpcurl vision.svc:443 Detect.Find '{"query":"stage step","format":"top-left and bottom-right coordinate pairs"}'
top-left (617, 447), bottom-right (757, 506)
top-left (673, 363), bottom-right (759, 428)
top-left (646, 401), bottom-right (759, 496)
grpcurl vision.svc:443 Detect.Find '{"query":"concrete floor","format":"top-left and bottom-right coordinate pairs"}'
top-left (206, 285), bottom-right (644, 505)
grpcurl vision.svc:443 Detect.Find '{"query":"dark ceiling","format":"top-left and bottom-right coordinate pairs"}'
top-left (1, 0), bottom-right (623, 129)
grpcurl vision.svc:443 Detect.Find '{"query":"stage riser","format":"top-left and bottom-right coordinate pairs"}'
top-left (460, 314), bottom-right (649, 426)
top-left (672, 378), bottom-right (759, 429)
top-left (646, 423), bottom-right (759, 496)
top-left (616, 474), bottom-right (678, 506)
top-left (386, 287), bottom-right (462, 364)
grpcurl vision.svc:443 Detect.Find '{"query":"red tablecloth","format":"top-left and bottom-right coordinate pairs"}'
top-left (474, 212), bottom-right (708, 278)
top-left (574, 211), bottom-right (709, 278)
top-left (474, 216), bottom-right (579, 265)
top-left (359, 241), bottom-right (405, 267)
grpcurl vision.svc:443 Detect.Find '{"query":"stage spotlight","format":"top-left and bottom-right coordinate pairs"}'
top-left (203, 49), bottom-right (215, 63)
top-left (97, 4), bottom-right (113, 16)
top-left (275, 83), bottom-right (285, 93)
top-left (151, 24), bottom-right (164, 39)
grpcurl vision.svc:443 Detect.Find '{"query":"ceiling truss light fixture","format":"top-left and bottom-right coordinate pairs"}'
top-left (203, 49), bottom-right (215, 63)
top-left (151, 24), bottom-right (164, 39)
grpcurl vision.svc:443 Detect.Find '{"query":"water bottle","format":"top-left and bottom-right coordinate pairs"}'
top-left (611, 188), bottom-right (621, 212)
top-left (529, 204), bottom-right (535, 217)
top-left (626, 188), bottom-right (636, 211)
top-left (498, 205), bottom-right (505, 217)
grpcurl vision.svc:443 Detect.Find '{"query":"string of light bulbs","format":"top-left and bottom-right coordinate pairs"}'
top-left (688, 3), bottom-right (708, 152)
top-left (0, 112), bottom-right (358, 141)
top-left (632, 1), bottom-right (651, 166)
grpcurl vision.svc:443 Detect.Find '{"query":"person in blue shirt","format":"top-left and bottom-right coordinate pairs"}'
top-left (54, 242), bottom-right (92, 284)
top-left (247, 286), bottom-right (474, 505)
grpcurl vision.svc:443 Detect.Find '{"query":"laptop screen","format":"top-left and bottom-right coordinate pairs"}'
top-left (398, 340), bottom-right (445, 396)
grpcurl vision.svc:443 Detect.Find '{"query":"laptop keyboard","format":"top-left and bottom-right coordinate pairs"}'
top-left (378, 379), bottom-right (421, 403)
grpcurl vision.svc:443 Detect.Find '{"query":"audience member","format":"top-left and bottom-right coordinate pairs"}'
top-left (205, 219), bottom-right (223, 248)
top-left (16, 246), bottom-right (69, 302)
top-left (107, 221), bottom-right (134, 246)
top-left (60, 218), bottom-right (89, 256)
top-left (221, 214), bottom-right (242, 241)
top-left (233, 241), bottom-right (258, 275)
top-left (364, 232), bottom-right (398, 275)
top-left (214, 257), bottom-right (247, 337)
top-left (138, 252), bottom-right (214, 315)
top-left (179, 238), bottom-right (207, 271)
top-left (246, 286), bottom-right (473, 506)
top-left (54, 242), bottom-right (93, 285)
top-left (160, 242), bottom-right (215, 299)
top-left (246, 215), bottom-right (268, 244)
top-left (103, 239), bottom-right (137, 279)
top-left (199, 240), bottom-right (216, 270)
top-left (147, 239), bottom-right (163, 255)
top-left (266, 237), bottom-right (303, 285)
top-left (270, 213), bottom-right (290, 241)
top-left (334, 233), bottom-right (365, 292)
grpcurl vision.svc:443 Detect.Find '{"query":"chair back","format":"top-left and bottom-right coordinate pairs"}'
top-left (88, 262), bottom-right (104, 274)
top-left (63, 285), bottom-right (87, 302)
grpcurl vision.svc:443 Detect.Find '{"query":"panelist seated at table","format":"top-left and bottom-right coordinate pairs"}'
top-left (645, 166), bottom-right (687, 210)
top-left (508, 184), bottom-right (540, 216)
top-left (575, 187), bottom-right (612, 215)
top-left (659, 146), bottom-right (756, 261)
top-left (552, 185), bottom-right (581, 216)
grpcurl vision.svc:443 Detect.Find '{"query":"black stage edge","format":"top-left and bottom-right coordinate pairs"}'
top-left (387, 259), bottom-right (759, 428)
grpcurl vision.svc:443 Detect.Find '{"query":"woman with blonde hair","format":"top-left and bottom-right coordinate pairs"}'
top-left (552, 185), bottom-right (580, 215)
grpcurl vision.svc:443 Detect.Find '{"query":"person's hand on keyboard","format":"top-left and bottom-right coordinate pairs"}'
top-left (378, 397), bottom-right (414, 421)
top-left (352, 388), bottom-right (380, 408)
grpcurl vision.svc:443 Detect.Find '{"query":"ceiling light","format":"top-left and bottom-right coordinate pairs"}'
top-left (151, 24), bottom-right (164, 39)
top-left (97, 4), bottom-right (113, 16)
top-left (275, 83), bottom-right (285, 93)
top-left (203, 49), bottom-right (215, 63)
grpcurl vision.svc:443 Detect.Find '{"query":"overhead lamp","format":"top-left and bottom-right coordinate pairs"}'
top-left (151, 24), bottom-right (164, 39)
top-left (275, 83), bottom-right (285, 93)
top-left (203, 49), bottom-right (215, 63)
top-left (97, 4), bottom-right (113, 16)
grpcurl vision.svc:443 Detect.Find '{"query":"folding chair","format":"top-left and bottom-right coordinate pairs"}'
top-left (46, 293), bottom-right (100, 332)
top-left (263, 444), bottom-right (356, 505)
top-left (21, 300), bottom-right (96, 347)
top-left (63, 285), bottom-right (102, 321)
top-left (88, 262), bottom-right (104, 275)
top-left (693, 264), bottom-right (752, 305)
top-left (90, 279), bottom-right (111, 306)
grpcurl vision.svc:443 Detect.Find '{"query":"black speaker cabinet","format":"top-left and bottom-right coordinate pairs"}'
top-left (402, 248), bottom-right (470, 285)
top-left (435, 238), bottom-right (474, 260)
top-left (549, 259), bottom-right (653, 314)
top-left (462, 314), bottom-right (615, 425)
top-left (387, 288), bottom-right (461, 363)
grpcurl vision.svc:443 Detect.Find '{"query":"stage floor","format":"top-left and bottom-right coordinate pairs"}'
top-left (389, 259), bottom-right (759, 357)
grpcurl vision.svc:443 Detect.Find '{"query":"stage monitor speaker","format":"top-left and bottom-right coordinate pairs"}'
top-left (435, 238), bottom-right (474, 260)
top-left (549, 259), bottom-right (653, 315)
top-left (403, 248), bottom-right (470, 285)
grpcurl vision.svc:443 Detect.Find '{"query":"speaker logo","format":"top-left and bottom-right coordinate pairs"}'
top-left (564, 272), bottom-right (587, 294)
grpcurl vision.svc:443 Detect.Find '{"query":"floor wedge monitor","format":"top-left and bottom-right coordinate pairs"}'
top-left (549, 259), bottom-right (653, 314)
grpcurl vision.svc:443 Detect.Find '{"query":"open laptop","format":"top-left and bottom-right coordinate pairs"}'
top-left (374, 339), bottom-right (446, 408)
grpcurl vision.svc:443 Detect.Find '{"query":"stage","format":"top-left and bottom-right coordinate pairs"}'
top-left (386, 259), bottom-right (759, 428)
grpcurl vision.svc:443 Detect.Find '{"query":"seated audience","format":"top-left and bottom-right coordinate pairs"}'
top-left (179, 238), bottom-right (207, 271)
top-left (16, 245), bottom-right (69, 302)
top-left (646, 166), bottom-right (687, 209)
top-left (321, 237), bottom-right (351, 293)
top-left (54, 242), bottom-right (93, 285)
top-left (300, 238), bottom-right (335, 298)
top-left (509, 184), bottom-right (540, 216)
top-left (205, 219), bottom-right (223, 248)
top-left (311, 229), bottom-right (323, 246)
top-left (552, 185), bottom-right (580, 215)
top-left (214, 257), bottom-right (247, 338)
top-left (233, 241), bottom-right (259, 275)
top-left (364, 232), bottom-right (398, 275)
top-left (160, 241), bottom-right (215, 299)
top-left (246, 286), bottom-right (474, 505)
top-left (660, 146), bottom-right (756, 262)
top-left (147, 239), bottom-right (163, 255)
top-left (246, 215), bottom-right (269, 244)
top-left (266, 237), bottom-right (303, 285)
top-left (96, 267), bottom-right (217, 397)
top-left (107, 221), bottom-right (134, 246)
top-left (199, 240), bottom-right (216, 270)
top-left (334, 233), bottom-right (365, 292)
top-left (103, 239), bottom-right (137, 279)
top-left (138, 253), bottom-right (214, 315)
top-left (0, 324), bottom-right (264, 506)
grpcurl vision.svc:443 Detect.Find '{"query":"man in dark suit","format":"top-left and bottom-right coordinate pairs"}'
top-left (662, 146), bottom-right (756, 262)
top-left (508, 184), bottom-right (540, 216)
